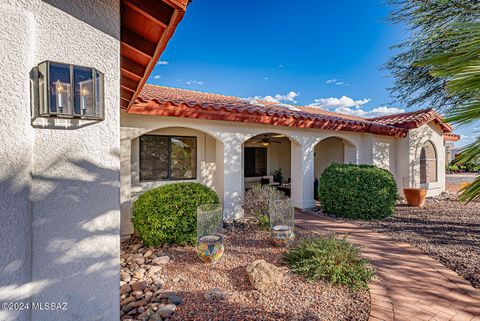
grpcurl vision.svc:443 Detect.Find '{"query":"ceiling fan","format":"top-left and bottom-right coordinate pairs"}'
top-left (254, 135), bottom-right (282, 147)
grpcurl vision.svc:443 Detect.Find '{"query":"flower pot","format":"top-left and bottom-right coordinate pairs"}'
top-left (403, 188), bottom-right (427, 208)
top-left (271, 225), bottom-right (294, 247)
top-left (196, 234), bottom-right (224, 263)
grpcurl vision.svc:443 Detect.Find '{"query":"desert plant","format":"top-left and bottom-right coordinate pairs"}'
top-left (284, 235), bottom-right (374, 289)
top-left (132, 182), bottom-right (219, 246)
top-left (272, 168), bottom-right (283, 183)
top-left (318, 163), bottom-right (397, 220)
top-left (243, 184), bottom-right (285, 229)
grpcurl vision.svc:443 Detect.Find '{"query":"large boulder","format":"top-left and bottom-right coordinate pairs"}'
top-left (246, 259), bottom-right (285, 290)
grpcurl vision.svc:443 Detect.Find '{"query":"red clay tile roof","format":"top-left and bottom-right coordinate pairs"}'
top-left (444, 133), bottom-right (461, 142)
top-left (368, 108), bottom-right (453, 132)
top-left (130, 85), bottom-right (454, 138)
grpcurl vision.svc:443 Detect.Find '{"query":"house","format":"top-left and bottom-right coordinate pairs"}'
top-left (119, 85), bottom-right (460, 236)
top-left (444, 133), bottom-right (461, 164)
top-left (0, 1), bottom-right (188, 321)
top-left (0, 1), bottom-right (460, 320)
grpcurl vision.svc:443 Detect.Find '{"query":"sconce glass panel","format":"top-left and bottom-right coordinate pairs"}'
top-left (49, 63), bottom-right (72, 115)
top-left (73, 66), bottom-right (93, 116)
top-left (33, 61), bottom-right (105, 121)
top-left (95, 70), bottom-right (105, 119)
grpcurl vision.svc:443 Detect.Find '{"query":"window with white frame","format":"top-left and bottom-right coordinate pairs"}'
top-left (139, 135), bottom-right (197, 181)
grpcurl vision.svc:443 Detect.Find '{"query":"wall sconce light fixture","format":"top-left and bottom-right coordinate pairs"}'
top-left (31, 61), bottom-right (104, 120)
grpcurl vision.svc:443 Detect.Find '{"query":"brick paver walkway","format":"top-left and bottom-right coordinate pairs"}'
top-left (296, 212), bottom-right (480, 321)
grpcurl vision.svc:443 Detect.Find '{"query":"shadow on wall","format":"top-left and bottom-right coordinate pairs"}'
top-left (42, 0), bottom-right (120, 39)
top-left (0, 152), bottom-right (120, 321)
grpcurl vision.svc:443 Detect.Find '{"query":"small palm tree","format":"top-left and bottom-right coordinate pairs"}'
top-left (417, 23), bottom-right (480, 202)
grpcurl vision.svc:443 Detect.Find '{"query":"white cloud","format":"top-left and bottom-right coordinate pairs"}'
top-left (308, 95), bottom-right (404, 118)
top-left (264, 77), bottom-right (269, 80)
top-left (309, 96), bottom-right (370, 109)
top-left (326, 78), bottom-right (348, 86)
top-left (152, 75), bottom-right (161, 80)
top-left (246, 91), bottom-right (300, 104)
top-left (186, 80), bottom-right (204, 85)
top-left (157, 60), bottom-right (168, 65)
top-left (332, 106), bottom-right (405, 118)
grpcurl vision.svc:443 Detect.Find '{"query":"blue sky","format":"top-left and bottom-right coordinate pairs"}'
top-left (148, 0), bottom-right (476, 146)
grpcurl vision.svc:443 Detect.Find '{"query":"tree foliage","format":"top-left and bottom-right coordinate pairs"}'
top-left (386, 1), bottom-right (480, 202)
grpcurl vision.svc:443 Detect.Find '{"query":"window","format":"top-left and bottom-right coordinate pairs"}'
top-left (244, 147), bottom-right (267, 177)
top-left (420, 141), bottom-right (437, 184)
top-left (140, 135), bottom-right (197, 181)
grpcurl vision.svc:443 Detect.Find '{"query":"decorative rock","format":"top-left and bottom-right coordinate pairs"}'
top-left (130, 244), bottom-right (143, 251)
top-left (121, 303), bottom-right (134, 313)
top-left (205, 288), bottom-right (225, 301)
top-left (133, 257), bottom-right (145, 265)
top-left (152, 278), bottom-right (165, 290)
top-left (158, 291), bottom-right (176, 300)
top-left (152, 255), bottom-right (170, 265)
top-left (120, 271), bottom-right (131, 282)
top-left (120, 284), bottom-right (131, 295)
top-left (133, 269), bottom-right (145, 279)
top-left (131, 281), bottom-right (147, 292)
top-left (168, 294), bottom-right (183, 305)
top-left (144, 249), bottom-right (153, 258)
top-left (145, 292), bottom-right (153, 302)
top-left (246, 259), bottom-right (285, 291)
top-left (131, 300), bottom-right (147, 308)
top-left (120, 296), bottom-right (135, 306)
top-left (156, 304), bottom-right (176, 318)
top-left (148, 266), bottom-right (162, 275)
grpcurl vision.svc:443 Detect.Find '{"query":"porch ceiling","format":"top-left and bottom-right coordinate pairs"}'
top-left (120, 0), bottom-right (189, 110)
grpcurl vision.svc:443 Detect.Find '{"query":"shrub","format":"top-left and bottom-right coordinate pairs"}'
top-left (284, 235), bottom-right (374, 289)
top-left (318, 163), bottom-right (397, 220)
top-left (132, 182), bottom-right (219, 246)
top-left (243, 184), bottom-right (285, 229)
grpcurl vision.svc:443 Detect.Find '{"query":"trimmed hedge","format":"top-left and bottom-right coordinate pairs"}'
top-left (132, 182), bottom-right (219, 246)
top-left (318, 163), bottom-right (397, 220)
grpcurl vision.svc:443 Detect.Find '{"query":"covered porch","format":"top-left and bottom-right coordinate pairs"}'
top-left (120, 112), bottom-right (366, 236)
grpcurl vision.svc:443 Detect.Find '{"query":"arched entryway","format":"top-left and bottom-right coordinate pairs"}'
top-left (420, 140), bottom-right (437, 184)
top-left (313, 136), bottom-right (357, 199)
top-left (242, 133), bottom-right (295, 197)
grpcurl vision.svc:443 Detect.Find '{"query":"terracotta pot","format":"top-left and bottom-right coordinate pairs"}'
top-left (403, 188), bottom-right (427, 208)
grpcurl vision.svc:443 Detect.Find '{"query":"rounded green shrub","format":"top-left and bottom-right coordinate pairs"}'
top-left (318, 163), bottom-right (397, 220)
top-left (132, 182), bottom-right (219, 246)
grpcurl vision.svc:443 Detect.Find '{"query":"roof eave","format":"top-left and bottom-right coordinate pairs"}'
top-left (120, 0), bottom-right (189, 110)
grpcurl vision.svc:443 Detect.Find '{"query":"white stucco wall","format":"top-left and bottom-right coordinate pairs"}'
top-left (313, 137), bottom-right (357, 178)
top-left (0, 5), bottom-right (35, 321)
top-left (121, 112), bottom-right (368, 220)
top-left (396, 123), bottom-right (445, 196)
top-left (121, 112), bottom-right (447, 227)
top-left (0, 1), bottom-right (120, 321)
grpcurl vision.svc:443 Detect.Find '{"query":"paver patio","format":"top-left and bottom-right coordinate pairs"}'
top-left (295, 211), bottom-right (480, 321)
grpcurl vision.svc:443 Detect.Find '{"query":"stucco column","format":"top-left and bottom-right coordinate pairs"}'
top-left (120, 135), bottom-right (134, 236)
top-left (291, 139), bottom-right (316, 209)
top-left (216, 136), bottom-right (244, 220)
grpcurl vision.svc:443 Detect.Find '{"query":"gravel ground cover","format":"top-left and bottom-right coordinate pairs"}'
top-left (355, 195), bottom-right (480, 288)
top-left (120, 224), bottom-right (370, 321)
